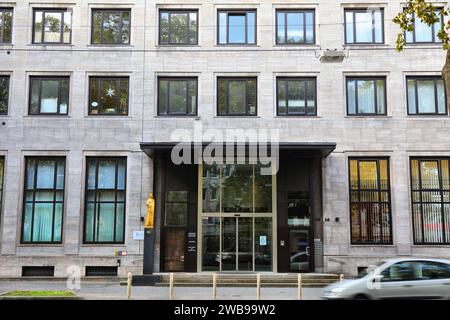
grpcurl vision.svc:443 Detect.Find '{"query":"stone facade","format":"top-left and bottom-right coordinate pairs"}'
top-left (0, 0), bottom-right (449, 277)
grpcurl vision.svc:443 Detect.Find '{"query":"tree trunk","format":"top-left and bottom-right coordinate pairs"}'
top-left (443, 49), bottom-right (450, 105)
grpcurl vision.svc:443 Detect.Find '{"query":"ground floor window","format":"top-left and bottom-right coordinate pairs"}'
top-left (411, 158), bottom-right (450, 244)
top-left (349, 158), bottom-right (392, 244)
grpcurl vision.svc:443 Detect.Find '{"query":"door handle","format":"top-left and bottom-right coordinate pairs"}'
top-left (306, 246), bottom-right (310, 256)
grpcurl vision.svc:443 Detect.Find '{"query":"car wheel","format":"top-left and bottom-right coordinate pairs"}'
top-left (354, 294), bottom-right (370, 300)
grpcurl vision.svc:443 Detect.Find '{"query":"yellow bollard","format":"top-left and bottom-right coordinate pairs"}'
top-left (256, 273), bottom-right (261, 300)
top-left (297, 274), bottom-right (302, 300)
top-left (127, 272), bottom-right (132, 300)
top-left (169, 273), bottom-right (174, 300)
top-left (340, 274), bottom-right (344, 283)
top-left (212, 273), bottom-right (217, 300)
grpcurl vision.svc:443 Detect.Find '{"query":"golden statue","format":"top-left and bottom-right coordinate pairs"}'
top-left (144, 193), bottom-right (155, 229)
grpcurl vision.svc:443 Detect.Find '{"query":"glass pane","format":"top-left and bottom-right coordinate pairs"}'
top-left (102, 12), bottom-right (121, 44)
top-left (217, 79), bottom-right (227, 114)
top-left (277, 80), bottom-right (286, 114)
top-left (202, 164), bottom-right (220, 212)
top-left (169, 80), bottom-right (187, 113)
top-left (306, 80), bottom-right (316, 114)
top-left (288, 80), bottom-right (305, 113)
top-left (92, 11), bottom-right (102, 44)
top-left (238, 218), bottom-right (253, 271)
top-left (228, 81), bottom-right (246, 114)
top-left (35, 191), bottom-right (54, 201)
top-left (22, 203), bottom-right (33, 242)
top-left (98, 160), bottom-right (116, 189)
top-left (202, 217), bottom-right (220, 271)
top-left (288, 192), bottom-right (310, 226)
top-left (405, 30), bottom-right (414, 43)
top-left (121, 11), bottom-right (130, 44)
top-left (255, 218), bottom-right (272, 271)
top-left (247, 12), bottom-right (255, 44)
top-left (349, 160), bottom-right (358, 189)
top-left (287, 13), bottom-right (303, 43)
top-left (43, 12), bottom-right (62, 43)
top-left (84, 203), bottom-right (95, 242)
top-left (420, 161), bottom-right (439, 189)
top-left (345, 12), bottom-right (354, 43)
top-left (167, 190), bottom-right (188, 202)
top-left (159, 12), bottom-right (169, 44)
top-left (305, 12), bottom-right (314, 43)
top-left (0, 76), bottom-right (9, 114)
top-left (100, 79), bottom-right (119, 113)
top-left (357, 80), bottom-right (375, 113)
top-left (53, 203), bottom-right (63, 242)
top-left (165, 203), bottom-right (188, 226)
top-left (89, 78), bottom-right (99, 114)
top-left (58, 78), bottom-right (69, 114)
top-left (164, 229), bottom-right (185, 271)
top-left (118, 79), bottom-right (129, 115)
top-left (422, 203), bottom-right (443, 243)
top-left (228, 14), bottom-right (246, 43)
top-left (188, 80), bottom-right (197, 114)
top-left (170, 13), bottom-right (188, 44)
top-left (254, 164), bottom-right (272, 212)
top-left (158, 79), bottom-right (168, 114)
top-left (222, 165), bottom-right (253, 213)
top-left (434, 12), bottom-right (442, 43)
top-left (359, 161), bottom-right (378, 189)
top-left (115, 203), bottom-right (124, 242)
top-left (347, 80), bottom-right (356, 114)
top-left (354, 12), bottom-right (373, 43)
top-left (290, 230), bottom-right (310, 271)
top-left (277, 12), bottom-right (285, 43)
top-left (87, 160), bottom-right (97, 189)
top-left (117, 159), bottom-right (126, 190)
top-left (379, 160), bottom-right (389, 190)
top-left (222, 217), bottom-right (236, 271)
top-left (63, 11), bottom-right (71, 43)
top-left (351, 203), bottom-right (360, 242)
top-left (407, 79), bottom-right (417, 114)
top-left (374, 11), bottom-right (383, 43)
top-left (36, 160), bottom-right (55, 189)
top-left (97, 203), bottom-right (115, 242)
top-left (34, 11), bottom-right (43, 43)
top-left (3, 11), bottom-right (12, 43)
top-left (189, 12), bottom-right (198, 44)
top-left (415, 17), bottom-right (433, 42)
top-left (40, 80), bottom-right (59, 113)
top-left (219, 12), bottom-right (227, 44)
top-left (32, 203), bottom-right (54, 242)
top-left (437, 80), bottom-right (446, 114)
top-left (442, 160), bottom-right (450, 190)
top-left (376, 80), bottom-right (385, 114)
top-left (247, 79), bottom-right (257, 115)
top-left (417, 80), bottom-right (436, 113)
top-left (30, 79), bottom-right (40, 114)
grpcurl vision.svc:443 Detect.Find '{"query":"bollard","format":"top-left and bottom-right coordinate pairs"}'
top-left (127, 272), bottom-right (132, 300)
top-left (297, 274), bottom-right (302, 300)
top-left (340, 274), bottom-right (344, 283)
top-left (212, 273), bottom-right (217, 300)
top-left (256, 273), bottom-right (261, 300)
top-left (169, 272), bottom-right (174, 300)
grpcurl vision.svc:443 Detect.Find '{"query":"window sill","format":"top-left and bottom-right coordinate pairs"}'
top-left (85, 115), bottom-right (131, 119)
top-left (86, 44), bottom-right (134, 48)
top-left (156, 45), bottom-right (201, 48)
top-left (343, 44), bottom-right (389, 49)
top-left (0, 43), bottom-right (14, 47)
top-left (276, 115), bottom-right (321, 118)
top-left (80, 243), bottom-right (125, 247)
top-left (274, 44), bottom-right (320, 49)
top-left (155, 116), bottom-right (201, 119)
top-left (17, 244), bottom-right (64, 248)
top-left (24, 115), bottom-right (71, 118)
top-left (214, 116), bottom-right (260, 118)
top-left (404, 43), bottom-right (443, 49)
top-left (214, 44), bottom-right (260, 48)
top-left (345, 115), bottom-right (392, 118)
top-left (406, 115), bottom-right (449, 119)
top-left (349, 244), bottom-right (396, 247)
top-left (28, 44), bottom-right (74, 48)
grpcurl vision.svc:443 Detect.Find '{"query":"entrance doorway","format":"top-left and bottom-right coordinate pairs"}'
top-left (289, 229), bottom-right (312, 272)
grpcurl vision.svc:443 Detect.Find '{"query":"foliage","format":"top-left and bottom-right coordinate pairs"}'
top-left (4, 290), bottom-right (76, 297)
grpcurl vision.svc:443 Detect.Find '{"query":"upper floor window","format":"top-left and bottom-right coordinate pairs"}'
top-left (0, 75), bottom-right (9, 115)
top-left (158, 77), bottom-right (197, 116)
top-left (22, 157), bottom-right (66, 244)
top-left (347, 77), bottom-right (386, 116)
top-left (277, 77), bottom-right (316, 116)
top-left (276, 10), bottom-right (315, 45)
top-left (0, 8), bottom-right (13, 44)
top-left (159, 10), bottom-right (198, 45)
top-left (89, 77), bottom-right (129, 115)
top-left (345, 9), bottom-right (384, 44)
top-left (33, 9), bottom-right (72, 44)
top-left (217, 77), bottom-right (257, 116)
top-left (406, 10), bottom-right (442, 44)
top-left (92, 9), bottom-right (131, 45)
top-left (29, 76), bottom-right (69, 115)
top-left (407, 77), bottom-right (447, 115)
top-left (218, 10), bottom-right (256, 45)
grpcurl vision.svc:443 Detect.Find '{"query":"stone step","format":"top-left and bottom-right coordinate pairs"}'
top-left (155, 282), bottom-right (332, 288)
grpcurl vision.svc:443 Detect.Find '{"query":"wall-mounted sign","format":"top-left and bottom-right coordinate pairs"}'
top-left (133, 230), bottom-right (145, 240)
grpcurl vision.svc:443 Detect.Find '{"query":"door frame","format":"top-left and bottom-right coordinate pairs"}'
top-left (288, 227), bottom-right (314, 273)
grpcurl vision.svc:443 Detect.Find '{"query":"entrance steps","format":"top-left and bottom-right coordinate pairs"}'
top-left (155, 273), bottom-right (340, 288)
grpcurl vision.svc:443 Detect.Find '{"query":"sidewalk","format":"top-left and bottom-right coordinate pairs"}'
top-left (0, 280), bottom-right (323, 300)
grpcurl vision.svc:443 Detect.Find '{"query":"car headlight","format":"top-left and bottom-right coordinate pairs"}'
top-left (330, 287), bottom-right (346, 293)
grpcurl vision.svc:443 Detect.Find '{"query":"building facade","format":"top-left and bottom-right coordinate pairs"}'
top-left (0, 0), bottom-right (449, 277)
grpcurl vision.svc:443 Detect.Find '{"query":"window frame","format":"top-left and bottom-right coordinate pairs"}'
top-left (344, 8), bottom-right (385, 45)
top-left (91, 8), bottom-right (131, 45)
top-left (405, 10), bottom-right (443, 44)
top-left (83, 157), bottom-right (127, 245)
top-left (88, 76), bottom-right (130, 116)
top-left (158, 9), bottom-right (199, 46)
top-left (348, 157), bottom-right (393, 245)
top-left (346, 76), bottom-right (387, 116)
top-left (275, 9), bottom-right (316, 45)
top-left (0, 75), bottom-right (10, 115)
top-left (157, 77), bottom-right (198, 116)
top-left (0, 157), bottom-right (4, 222)
top-left (276, 77), bottom-right (317, 116)
top-left (406, 76), bottom-right (447, 116)
top-left (410, 157), bottom-right (450, 245)
top-left (21, 156), bottom-right (66, 244)
top-left (217, 9), bottom-right (257, 45)
top-left (0, 7), bottom-right (13, 44)
top-left (28, 76), bottom-right (70, 115)
top-left (32, 8), bottom-right (72, 45)
top-left (216, 77), bottom-right (258, 117)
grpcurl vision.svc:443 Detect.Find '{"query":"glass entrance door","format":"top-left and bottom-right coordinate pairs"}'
top-left (221, 217), bottom-right (253, 272)
top-left (290, 229), bottom-right (311, 272)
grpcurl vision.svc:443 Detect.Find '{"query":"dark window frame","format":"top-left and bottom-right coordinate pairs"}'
top-left (405, 9), bottom-right (443, 44)
top-left (348, 157), bottom-right (393, 245)
top-left (88, 76), bottom-right (130, 116)
top-left (32, 8), bottom-right (72, 44)
top-left (276, 77), bottom-right (317, 116)
top-left (344, 8), bottom-right (385, 45)
top-left (410, 157), bottom-right (450, 245)
top-left (406, 76), bottom-right (448, 116)
top-left (83, 157), bottom-right (127, 245)
top-left (0, 7), bottom-right (13, 44)
top-left (21, 156), bottom-right (66, 244)
top-left (157, 77), bottom-right (198, 116)
top-left (346, 77), bottom-right (387, 116)
top-left (0, 157), bottom-right (4, 222)
top-left (91, 9), bottom-right (131, 45)
top-left (275, 9), bottom-right (316, 45)
top-left (28, 76), bottom-right (70, 115)
top-left (0, 75), bottom-right (10, 115)
top-left (159, 9), bottom-right (199, 46)
top-left (217, 77), bottom-right (258, 116)
top-left (217, 9), bottom-right (257, 45)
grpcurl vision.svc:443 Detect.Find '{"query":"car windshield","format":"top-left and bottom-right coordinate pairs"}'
top-left (357, 261), bottom-right (386, 278)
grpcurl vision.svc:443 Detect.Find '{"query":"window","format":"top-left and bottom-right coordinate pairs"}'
top-left (0, 157), bottom-right (4, 217)
top-left (159, 10), bottom-right (198, 45)
top-left (218, 10), bottom-right (256, 45)
top-left (414, 261), bottom-right (450, 280)
top-left (347, 77), bottom-right (386, 115)
top-left (276, 10), bottom-right (315, 44)
top-left (407, 77), bottom-right (447, 115)
top-left (165, 191), bottom-right (188, 226)
top-left (29, 77), bottom-right (69, 115)
top-left (33, 9), bottom-right (72, 44)
top-left (89, 77), bottom-right (129, 115)
top-left (84, 158), bottom-right (126, 244)
top-left (406, 10), bottom-right (442, 44)
top-left (0, 8), bottom-right (13, 43)
top-left (345, 9), bottom-right (384, 44)
top-left (0, 75), bottom-right (9, 115)
top-left (21, 157), bottom-right (65, 243)
top-left (349, 158), bottom-right (392, 244)
top-left (411, 158), bottom-right (450, 244)
top-left (92, 9), bottom-right (131, 45)
top-left (217, 77), bottom-right (257, 116)
top-left (381, 262), bottom-right (416, 282)
top-left (277, 78), bottom-right (316, 116)
top-left (158, 78), bottom-right (198, 116)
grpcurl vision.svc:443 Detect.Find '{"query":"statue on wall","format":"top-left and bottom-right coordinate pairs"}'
top-left (145, 192), bottom-right (155, 229)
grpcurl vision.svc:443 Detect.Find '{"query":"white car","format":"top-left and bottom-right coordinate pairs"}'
top-left (322, 258), bottom-right (450, 300)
